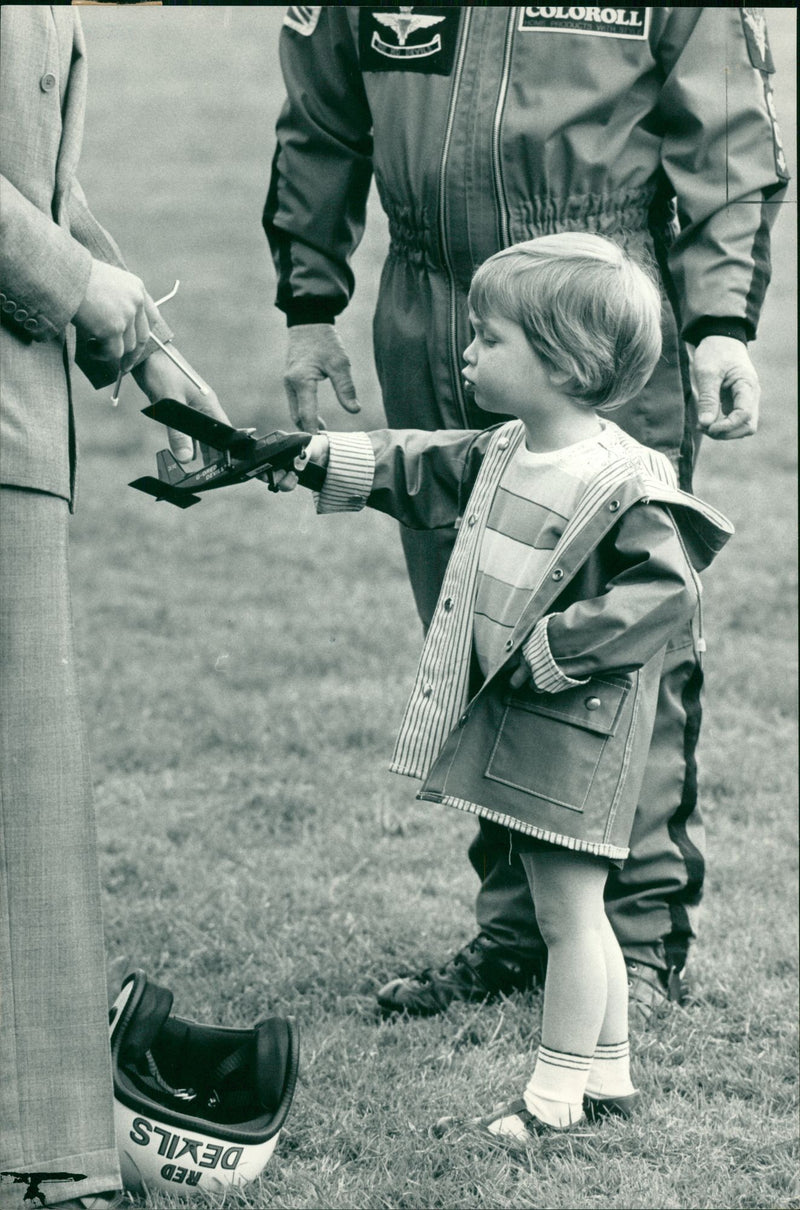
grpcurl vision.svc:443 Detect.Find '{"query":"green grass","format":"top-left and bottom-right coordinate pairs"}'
top-left (63, 9), bottom-right (800, 1208)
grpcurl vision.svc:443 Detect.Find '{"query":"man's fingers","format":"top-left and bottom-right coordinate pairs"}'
top-left (329, 365), bottom-right (360, 414)
top-left (705, 408), bottom-right (757, 440)
top-left (167, 427), bottom-right (195, 463)
top-left (694, 370), bottom-right (723, 430)
top-left (509, 665), bottom-right (529, 689)
top-left (290, 382), bottom-right (321, 433)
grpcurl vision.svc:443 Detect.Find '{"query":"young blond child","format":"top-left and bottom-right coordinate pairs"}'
top-left (277, 233), bottom-right (732, 1142)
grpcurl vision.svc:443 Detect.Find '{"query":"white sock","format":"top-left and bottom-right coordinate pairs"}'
top-left (585, 1039), bottom-right (636, 1098)
top-left (523, 1044), bottom-right (591, 1128)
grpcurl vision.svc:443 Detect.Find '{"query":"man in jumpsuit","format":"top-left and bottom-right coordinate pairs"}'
top-left (264, 6), bottom-right (789, 1018)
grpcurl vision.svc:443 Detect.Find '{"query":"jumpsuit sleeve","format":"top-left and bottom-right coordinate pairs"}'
top-left (653, 7), bottom-right (790, 344)
top-left (523, 504), bottom-right (699, 692)
top-left (263, 7), bottom-right (374, 326)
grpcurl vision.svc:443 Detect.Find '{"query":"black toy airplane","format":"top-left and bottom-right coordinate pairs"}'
top-left (130, 399), bottom-right (325, 507)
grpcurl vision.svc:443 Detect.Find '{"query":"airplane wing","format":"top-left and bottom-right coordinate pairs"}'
top-left (141, 400), bottom-right (255, 457)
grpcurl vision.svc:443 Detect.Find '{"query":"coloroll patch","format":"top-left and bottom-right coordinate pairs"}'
top-left (518, 7), bottom-right (650, 39)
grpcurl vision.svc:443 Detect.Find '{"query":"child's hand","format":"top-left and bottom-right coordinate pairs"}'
top-left (509, 656), bottom-right (532, 690)
top-left (266, 434), bottom-right (330, 492)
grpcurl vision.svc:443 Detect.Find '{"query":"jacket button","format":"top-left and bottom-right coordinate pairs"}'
top-left (467, 514), bottom-right (477, 527)
top-left (24, 318), bottom-right (39, 332)
top-left (585, 696), bottom-right (601, 710)
top-left (422, 684), bottom-right (433, 698)
top-left (0, 292), bottom-right (6, 305)
top-left (497, 437), bottom-right (510, 450)
top-left (504, 638), bottom-right (514, 651)
top-left (40, 72), bottom-right (57, 93)
top-left (443, 597), bottom-right (454, 612)
top-left (608, 499), bottom-right (621, 512)
top-left (551, 568), bottom-right (564, 581)
top-left (14, 308), bottom-right (28, 323)
top-left (2, 299), bottom-right (17, 313)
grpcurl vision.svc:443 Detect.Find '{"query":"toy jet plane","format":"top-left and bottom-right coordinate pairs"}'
top-left (130, 399), bottom-right (325, 507)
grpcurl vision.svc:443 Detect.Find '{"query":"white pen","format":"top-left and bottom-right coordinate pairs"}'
top-left (111, 279), bottom-right (184, 405)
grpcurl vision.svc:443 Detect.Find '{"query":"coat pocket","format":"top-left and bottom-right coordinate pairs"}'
top-left (484, 677), bottom-right (630, 813)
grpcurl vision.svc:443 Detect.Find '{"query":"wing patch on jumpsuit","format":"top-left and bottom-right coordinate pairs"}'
top-left (359, 8), bottom-right (460, 75)
top-left (284, 7), bottom-right (321, 38)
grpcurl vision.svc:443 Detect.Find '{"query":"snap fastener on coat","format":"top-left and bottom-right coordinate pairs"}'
top-left (608, 499), bottom-right (621, 512)
top-left (551, 568), bottom-right (564, 581)
top-left (443, 597), bottom-right (453, 612)
top-left (40, 73), bottom-right (57, 92)
top-left (585, 696), bottom-right (601, 710)
top-left (504, 639), bottom-right (514, 651)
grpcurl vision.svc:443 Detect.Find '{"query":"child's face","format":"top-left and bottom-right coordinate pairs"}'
top-left (463, 310), bottom-right (554, 418)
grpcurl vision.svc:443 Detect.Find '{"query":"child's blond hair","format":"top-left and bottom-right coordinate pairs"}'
top-left (469, 233), bottom-right (663, 409)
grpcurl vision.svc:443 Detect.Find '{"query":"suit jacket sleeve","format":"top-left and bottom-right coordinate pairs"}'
top-left (654, 7), bottom-right (789, 343)
top-left (0, 173), bottom-right (174, 388)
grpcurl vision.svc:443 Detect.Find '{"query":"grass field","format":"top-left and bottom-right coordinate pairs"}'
top-left (64, 9), bottom-right (799, 1209)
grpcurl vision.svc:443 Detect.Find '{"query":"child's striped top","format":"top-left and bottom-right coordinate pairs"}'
top-left (473, 427), bottom-right (615, 676)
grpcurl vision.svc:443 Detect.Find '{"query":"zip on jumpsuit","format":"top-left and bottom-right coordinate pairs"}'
top-left (265, 5), bottom-right (789, 979)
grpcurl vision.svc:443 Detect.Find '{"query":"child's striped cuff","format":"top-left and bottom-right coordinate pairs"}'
top-left (315, 431), bottom-right (375, 513)
top-left (522, 615), bottom-right (590, 694)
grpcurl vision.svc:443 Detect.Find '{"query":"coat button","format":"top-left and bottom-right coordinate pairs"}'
top-left (443, 597), bottom-right (454, 612)
top-left (40, 73), bottom-right (57, 93)
top-left (2, 299), bottom-right (17, 313)
top-left (14, 308), bottom-right (28, 323)
top-left (551, 568), bottom-right (564, 581)
top-left (497, 437), bottom-right (510, 450)
top-left (24, 318), bottom-right (39, 332)
top-left (422, 684), bottom-right (433, 698)
top-left (0, 293), bottom-right (6, 305)
top-left (467, 514), bottom-right (477, 527)
top-left (504, 638), bottom-right (514, 651)
top-left (608, 499), bottom-right (621, 512)
top-left (585, 696), bottom-right (601, 710)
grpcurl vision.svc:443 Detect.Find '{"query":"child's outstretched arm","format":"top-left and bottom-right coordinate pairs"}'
top-left (273, 427), bottom-right (494, 530)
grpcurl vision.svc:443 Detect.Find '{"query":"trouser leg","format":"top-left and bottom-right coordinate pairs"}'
top-left (604, 629), bottom-right (705, 972)
top-left (0, 487), bottom-right (120, 1205)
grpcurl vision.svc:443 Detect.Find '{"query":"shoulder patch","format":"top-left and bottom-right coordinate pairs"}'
top-left (284, 6), bottom-right (322, 38)
top-left (740, 8), bottom-right (775, 73)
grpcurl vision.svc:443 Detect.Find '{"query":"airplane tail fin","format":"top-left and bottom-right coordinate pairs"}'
top-left (156, 449), bottom-right (187, 486)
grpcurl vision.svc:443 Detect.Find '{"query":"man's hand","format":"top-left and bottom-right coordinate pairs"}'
top-left (692, 336), bottom-right (760, 440)
top-left (284, 323), bottom-right (359, 432)
top-left (132, 347), bottom-right (231, 462)
top-left (73, 259), bottom-right (159, 368)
